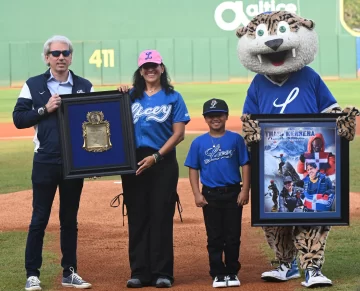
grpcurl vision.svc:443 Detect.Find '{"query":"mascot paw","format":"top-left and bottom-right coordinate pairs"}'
top-left (240, 114), bottom-right (261, 145)
top-left (336, 107), bottom-right (360, 141)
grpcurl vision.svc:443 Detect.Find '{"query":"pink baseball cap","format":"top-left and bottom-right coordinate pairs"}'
top-left (138, 50), bottom-right (163, 67)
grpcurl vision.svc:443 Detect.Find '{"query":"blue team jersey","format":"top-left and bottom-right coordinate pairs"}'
top-left (184, 131), bottom-right (250, 187)
top-left (243, 66), bottom-right (339, 114)
top-left (131, 89), bottom-right (190, 150)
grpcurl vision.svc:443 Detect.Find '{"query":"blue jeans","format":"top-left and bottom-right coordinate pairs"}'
top-left (25, 162), bottom-right (83, 278)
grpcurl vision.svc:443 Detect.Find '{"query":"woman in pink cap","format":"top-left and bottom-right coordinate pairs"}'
top-left (118, 49), bottom-right (190, 288)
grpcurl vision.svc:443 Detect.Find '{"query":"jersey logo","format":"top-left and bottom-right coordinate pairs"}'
top-left (273, 87), bottom-right (299, 113)
top-left (132, 103), bottom-right (172, 123)
top-left (204, 145), bottom-right (235, 164)
top-left (210, 99), bottom-right (217, 108)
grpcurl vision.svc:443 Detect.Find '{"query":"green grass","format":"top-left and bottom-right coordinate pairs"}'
top-left (0, 140), bottom-right (33, 193)
top-left (0, 89), bottom-right (21, 123)
top-left (258, 219), bottom-right (360, 290)
top-left (2, 80), bottom-right (360, 122)
top-left (0, 135), bottom-right (199, 194)
top-left (319, 219), bottom-right (360, 290)
top-left (2, 81), bottom-right (360, 290)
top-left (0, 231), bottom-right (60, 291)
top-left (1, 134), bottom-right (359, 194)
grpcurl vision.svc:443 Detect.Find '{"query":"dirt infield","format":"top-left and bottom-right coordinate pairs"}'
top-left (0, 181), bottom-right (359, 290)
top-left (2, 118), bottom-right (360, 290)
top-left (2, 116), bottom-right (360, 139)
top-left (0, 180), bottom-right (357, 291)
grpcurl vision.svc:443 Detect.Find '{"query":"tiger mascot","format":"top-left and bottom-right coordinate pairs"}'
top-left (236, 11), bottom-right (359, 288)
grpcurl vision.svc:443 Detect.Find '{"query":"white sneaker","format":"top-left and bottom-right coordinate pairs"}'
top-left (61, 267), bottom-right (92, 289)
top-left (301, 268), bottom-right (332, 288)
top-left (226, 275), bottom-right (240, 287)
top-left (261, 260), bottom-right (300, 281)
top-left (213, 276), bottom-right (227, 288)
top-left (25, 276), bottom-right (42, 291)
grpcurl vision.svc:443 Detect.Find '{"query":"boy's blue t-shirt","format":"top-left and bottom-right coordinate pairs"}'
top-left (184, 130), bottom-right (250, 188)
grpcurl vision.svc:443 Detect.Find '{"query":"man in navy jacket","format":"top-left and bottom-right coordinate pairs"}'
top-left (13, 35), bottom-right (93, 291)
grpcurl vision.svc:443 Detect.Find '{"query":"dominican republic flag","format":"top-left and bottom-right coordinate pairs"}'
top-left (303, 152), bottom-right (330, 171)
top-left (303, 193), bottom-right (334, 212)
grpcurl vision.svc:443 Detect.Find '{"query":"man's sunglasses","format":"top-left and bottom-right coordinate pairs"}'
top-left (48, 50), bottom-right (71, 57)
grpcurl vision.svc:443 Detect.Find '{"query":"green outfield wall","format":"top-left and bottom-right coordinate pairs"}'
top-left (0, 0), bottom-right (357, 87)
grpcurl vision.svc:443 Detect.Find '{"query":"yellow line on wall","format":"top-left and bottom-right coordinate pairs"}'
top-left (339, 0), bottom-right (360, 37)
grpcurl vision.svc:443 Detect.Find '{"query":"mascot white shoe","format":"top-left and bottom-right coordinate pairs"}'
top-left (235, 11), bottom-right (359, 288)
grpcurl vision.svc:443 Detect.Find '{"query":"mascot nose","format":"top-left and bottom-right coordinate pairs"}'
top-left (265, 39), bottom-right (284, 51)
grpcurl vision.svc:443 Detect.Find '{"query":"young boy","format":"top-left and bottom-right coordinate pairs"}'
top-left (184, 98), bottom-right (250, 288)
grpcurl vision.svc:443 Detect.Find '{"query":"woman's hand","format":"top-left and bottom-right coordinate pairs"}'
top-left (118, 85), bottom-right (131, 93)
top-left (136, 155), bottom-right (156, 175)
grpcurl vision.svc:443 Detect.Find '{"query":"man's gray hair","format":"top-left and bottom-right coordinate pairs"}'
top-left (42, 35), bottom-right (73, 65)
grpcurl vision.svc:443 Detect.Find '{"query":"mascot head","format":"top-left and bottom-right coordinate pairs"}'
top-left (236, 11), bottom-right (318, 75)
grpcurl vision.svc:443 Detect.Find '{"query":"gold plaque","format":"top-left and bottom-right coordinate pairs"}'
top-left (82, 111), bottom-right (112, 152)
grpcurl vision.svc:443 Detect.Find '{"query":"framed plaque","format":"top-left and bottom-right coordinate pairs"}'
top-left (57, 90), bottom-right (136, 179)
top-left (249, 114), bottom-right (349, 226)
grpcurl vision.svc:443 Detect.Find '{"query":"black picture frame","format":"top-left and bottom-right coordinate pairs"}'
top-left (250, 113), bottom-right (349, 226)
top-left (57, 90), bottom-right (137, 179)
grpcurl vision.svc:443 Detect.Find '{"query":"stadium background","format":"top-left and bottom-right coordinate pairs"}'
top-left (0, 0), bottom-right (359, 87)
top-left (1, 1), bottom-right (360, 291)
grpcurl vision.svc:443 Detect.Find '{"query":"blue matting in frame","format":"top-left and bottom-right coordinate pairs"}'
top-left (258, 121), bottom-right (342, 220)
top-left (67, 101), bottom-right (126, 168)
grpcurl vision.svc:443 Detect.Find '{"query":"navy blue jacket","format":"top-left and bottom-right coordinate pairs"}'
top-left (13, 69), bottom-right (93, 164)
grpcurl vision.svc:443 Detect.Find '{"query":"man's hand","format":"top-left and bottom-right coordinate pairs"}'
top-left (136, 155), bottom-right (156, 175)
top-left (336, 107), bottom-right (360, 141)
top-left (240, 114), bottom-right (261, 145)
top-left (45, 94), bottom-right (61, 113)
top-left (194, 193), bottom-right (208, 207)
top-left (237, 189), bottom-right (250, 206)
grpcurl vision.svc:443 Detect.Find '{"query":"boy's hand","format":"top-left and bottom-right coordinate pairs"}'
top-left (194, 193), bottom-right (208, 207)
top-left (237, 189), bottom-right (250, 206)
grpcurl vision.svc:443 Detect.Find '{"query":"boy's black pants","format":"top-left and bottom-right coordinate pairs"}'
top-left (202, 185), bottom-right (243, 278)
top-left (121, 148), bottom-right (179, 285)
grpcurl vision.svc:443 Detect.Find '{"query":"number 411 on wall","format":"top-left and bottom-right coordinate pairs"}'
top-left (89, 49), bottom-right (115, 68)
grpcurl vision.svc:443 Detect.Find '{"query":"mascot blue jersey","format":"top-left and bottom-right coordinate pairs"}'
top-left (243, 66), bottom-right (339, 114)
top-left (184, 131), bottom-right (249, 187)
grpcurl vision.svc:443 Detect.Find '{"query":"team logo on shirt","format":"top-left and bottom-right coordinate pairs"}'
top-left (204, 145), bottom-right (235, 164)
top-left (132, 103), bottom-right (172, 123)
top-left (273, 87), bottom-right (299, 113)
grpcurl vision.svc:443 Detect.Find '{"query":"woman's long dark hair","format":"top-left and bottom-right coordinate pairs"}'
top-left (130, 64), bottom-right (174, 101)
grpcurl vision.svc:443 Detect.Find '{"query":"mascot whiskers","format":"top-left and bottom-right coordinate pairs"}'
top-left (236, 11), bottom-right (359, 288)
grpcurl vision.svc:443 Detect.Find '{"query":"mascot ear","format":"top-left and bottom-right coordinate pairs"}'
top-left (299, 18), bottom-right (315, 30)
top-left (236, 26), bottom-right (247, 38)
